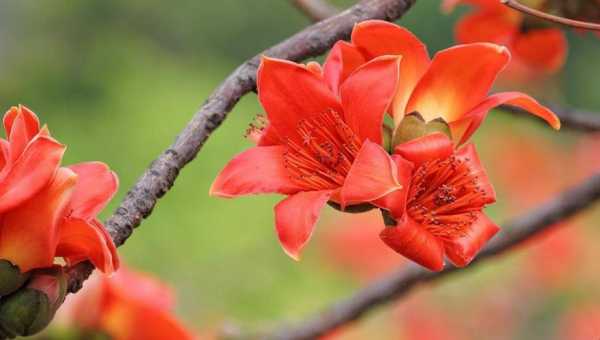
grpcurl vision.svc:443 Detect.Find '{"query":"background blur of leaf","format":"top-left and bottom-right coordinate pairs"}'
top-left (0, 1), bottom-right (599, 339)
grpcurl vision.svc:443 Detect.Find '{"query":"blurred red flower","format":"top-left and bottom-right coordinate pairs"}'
top-left (0, 105), bottom-right (118, 274)
top-left (320, 210), bottom-right (405, 281)
top-left (443, 0), bottom-right (567, 77)
top-left (62, 267), bottom-right (196, 340)
top-left (559, 306), bottom-right (600, 340)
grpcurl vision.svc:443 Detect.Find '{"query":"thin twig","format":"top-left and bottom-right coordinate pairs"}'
top-left (292, 0), bottom-right (339, 22)
top-left (500, 104), bottom-right (600, 132)
top-left (65, 0), bottom-right (418, 293)
top-left (262, 172), bottom-right (600, 340)
top-left (501, 0), bottom-right (600, 31)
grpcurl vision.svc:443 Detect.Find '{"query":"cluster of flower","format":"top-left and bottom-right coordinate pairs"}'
top-left (211, 20), bottom-right (560, 272)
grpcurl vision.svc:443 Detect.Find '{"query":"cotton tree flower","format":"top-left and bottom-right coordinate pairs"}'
top-left (379, 132), bottom-right (498, 271)
top-left (0, 105), bottom-right (119, 297)
top-left (211, 22), bottom-right (560, 270)
top-left (211, 56), bottom-right (404, 260)
top-left (442, 0), bottom-right (569, 77)
top-left (323, 20), bottom-right (560, 144)
top-left (58, 267), bottom-right (196, 340)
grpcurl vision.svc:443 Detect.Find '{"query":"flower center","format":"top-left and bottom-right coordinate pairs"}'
top-left (283, 109), bottom-right (361, 190)
top-left (406, 154), bottom-right (490, 241)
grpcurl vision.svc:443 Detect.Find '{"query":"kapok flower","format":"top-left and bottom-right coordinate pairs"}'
top-left (211, 55), bottom-right (404, 259)
top-left (212, 22), bottom-right (560, 268)
top-left (442, 0), bottom-right (568, 76)
top-left (380, 133), bottom-right (498, 271)
top-left (60, 267), bottom-right (195, 340)
top-left (323, 20), bottom-right (560, 144)
top-left (0, 105), bottom-right (119, 277)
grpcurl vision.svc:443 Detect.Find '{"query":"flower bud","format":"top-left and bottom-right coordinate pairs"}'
top-left (0, 267), bottom-right (66, 338)
top-left (0, 261), bottom-right (30, 297)
top-left (392, 112), bottom-right (451, 148)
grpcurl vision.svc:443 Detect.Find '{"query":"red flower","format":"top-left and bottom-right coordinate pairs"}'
top-left (379, 133), bottom-right (499, 271)
top-left (0, 105), bottom-right (118, 273)
top-left (323, 20), bottom-right (560, 144)
top-left (60, 267), bottom-right (195, 340)
top-left (211, 55), bottom-right (404, 259)
top-left (443, 0), bottom-right (568, 76)
top-left (211, 22), bottom-right (560, 267)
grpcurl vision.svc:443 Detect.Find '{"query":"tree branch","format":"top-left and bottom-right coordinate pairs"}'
top-left (500, 104), bottom-right (600, 132)
top-left (292, 0), bottom-right (340, 22)
top-left (263, 172), bottom-right (600, 340)
top-left (501, 0), bottom-right (600, 31)
top-left (65, 0), bottom-right (418, 293)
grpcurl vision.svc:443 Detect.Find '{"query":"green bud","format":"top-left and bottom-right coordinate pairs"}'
top-left (0, 261), bottom-right (30, 297)
top-left (382, 124), bottom-right (393, 153)
top-left (391, 112), bottom-right (452, 148)
top-left (328, 201), bottom-right (375, 214)
top-left (0, 267), bottom-right (66, 338)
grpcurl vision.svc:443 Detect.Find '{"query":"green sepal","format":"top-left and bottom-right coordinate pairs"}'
top-left (328, 201), bottom-right (376, 214)
top-left (380, 209), bottom-right (397, 227)
top-left (0, 267), bottom-right (67, 338)
top-left (0, 261), bottom-right (30, 297)
top-left (391, 112), bottom-right (452, 148)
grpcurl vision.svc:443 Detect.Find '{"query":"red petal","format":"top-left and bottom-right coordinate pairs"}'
top-left (0, 167), bottom-right (76, 272)
top-left (257, 57), bottom-right (342, 142)
top-left (0, 136), bottom-right (65, 213)
top-left (68, 162), bottom-right (119, 220)
top-left (323, 41), bottom-right (366, 95)
top-left (3, 105), bottom-right (40, 144)
top-left (455, 143), bottom-right (496, 204)
top-left (6, 106), bottom-right (43, 163)
top-left (455, 10), bottom-right (518, 45)
top-left (452, 91), bottom-right (561, 144)
top-left (210, 146), bottom-right (302, 197)
top-left (56, 218), bottom-right (119, 273)
top-left (512, 28), bottom-right (567, 73)
top-left (351, 20), bottom-right (430, 117)
top-left (372, 154), bottom-right (414, 219)
top-left (340, 140), bottom-right (402, 207)
top-left (406, 43), bottom-right (510, 123)
top-left (379, 215), bottom-right (445, 271)
top-left (393, 132), bottom-right (454, 166)
top-left (340, 55), bottom-right (401, 144)
top-left (444, 212), bottom-right (499, 267)
top-left (275, 190), bottom-right (332, 260)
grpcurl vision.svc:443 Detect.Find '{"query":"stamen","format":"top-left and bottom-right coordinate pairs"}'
top-left (244, 114), bottom-right (268, 143)
top-left (283, 109), bottom-right (361, 190)
top-left (407, 154), bottom-right (488, 241)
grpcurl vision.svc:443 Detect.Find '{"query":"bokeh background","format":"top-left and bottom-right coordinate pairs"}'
top-left (1, 1), bottom-right (599, 339)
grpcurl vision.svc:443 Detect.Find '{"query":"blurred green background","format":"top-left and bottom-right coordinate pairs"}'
top-left (1, 1), bottom-right (600, 339)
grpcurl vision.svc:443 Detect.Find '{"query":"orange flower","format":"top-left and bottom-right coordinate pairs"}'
top-left (0, 105), bottom-right (118, 274)
top-left (62, 267), bottom-right (195, 340)
top-left (443, 0), bottom-right (568, 76)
